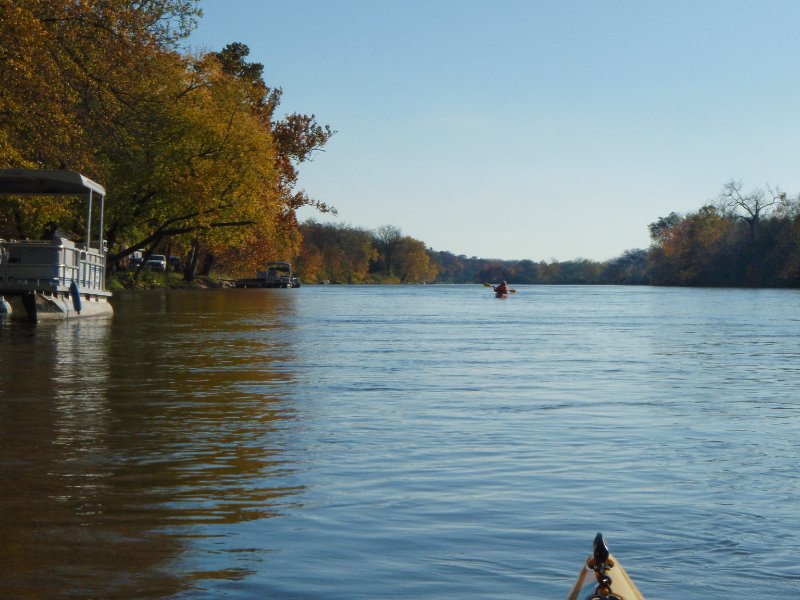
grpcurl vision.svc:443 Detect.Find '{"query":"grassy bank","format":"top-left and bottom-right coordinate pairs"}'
top-left (108, 271), bottom-right (235, 291)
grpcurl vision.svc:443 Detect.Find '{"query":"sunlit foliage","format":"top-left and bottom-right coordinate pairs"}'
top-left (293, 188), bottom-right (800, 287)
top-left (0, 1), bottom-right (332, 280)
top-left (296, 221), bottom-right (378, 283)
top-left (646, 183), bottom-right (800, 287)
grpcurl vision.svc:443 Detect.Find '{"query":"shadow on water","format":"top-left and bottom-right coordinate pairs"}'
top-left (0, 289), bottom-right (302, 598)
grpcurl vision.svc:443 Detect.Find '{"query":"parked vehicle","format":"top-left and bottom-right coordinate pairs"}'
top-left (129, 251), bottom-right (143, 270)
top-left (145, 254), bottom-right (167, 271)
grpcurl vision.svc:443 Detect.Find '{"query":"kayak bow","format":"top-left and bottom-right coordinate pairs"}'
top-left (567, 533), bottom-right (644, 600)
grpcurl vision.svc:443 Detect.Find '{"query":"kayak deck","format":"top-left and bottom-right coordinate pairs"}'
top-left (568, 533), bottom-right (644, 600)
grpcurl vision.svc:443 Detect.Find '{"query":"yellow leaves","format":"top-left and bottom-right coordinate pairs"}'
top-left (0, 1), bottom-right (82, 167)
top-left (394, 236), bottom-right (433, 283)
top-left (1, 2), bottom-right (329, 276)
top-left (92, 44), bottom-right (280, 252)
top-left (168, 59), bottom-right (279, 237)
top-left (0, 194), bottom-right (81, 241)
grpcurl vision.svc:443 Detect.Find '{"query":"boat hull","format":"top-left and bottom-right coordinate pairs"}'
top-left (568, 551), bottom-right (644, 600)
top-left (235, 278), bottom-right (292, 288)
top-left (3, 291), bottom-right (112, 320)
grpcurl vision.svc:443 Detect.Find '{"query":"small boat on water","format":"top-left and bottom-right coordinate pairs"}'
top-left (568, 533), bottom-right (644, 600)
top-left (236, 261), bottom-right (299, 288)
top-left (483, 281), bottom-right (515, 298)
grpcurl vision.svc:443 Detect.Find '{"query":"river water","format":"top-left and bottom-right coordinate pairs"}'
top-left (1, 285), bottom-right (799, 598)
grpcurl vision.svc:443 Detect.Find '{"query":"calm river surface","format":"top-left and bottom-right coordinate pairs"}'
top-left (1, 285), bottom-right (800, 598)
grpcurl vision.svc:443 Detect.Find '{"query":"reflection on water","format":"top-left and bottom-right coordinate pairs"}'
top-left (2, 286), bottom-right (800, 598)
top-left (0, 290), bottom-right (302, 598)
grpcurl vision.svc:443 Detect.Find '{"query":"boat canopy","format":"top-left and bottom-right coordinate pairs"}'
top-left (0, 169), bottom-right (105, 197)
top-left (0, 169), bottom-right (107, 256)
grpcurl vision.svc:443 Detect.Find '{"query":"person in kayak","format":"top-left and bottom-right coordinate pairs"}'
top-left (493, 281), bottom-right (509, 295)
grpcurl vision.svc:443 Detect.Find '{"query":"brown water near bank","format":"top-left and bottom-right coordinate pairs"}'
top-left (0, 290), bottom-right (300, 598)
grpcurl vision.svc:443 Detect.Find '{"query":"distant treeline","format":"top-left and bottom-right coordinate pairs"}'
top-left (295, 222), bottom-right (437, 284)
top-left (295, 181), bottom-right (800, 288)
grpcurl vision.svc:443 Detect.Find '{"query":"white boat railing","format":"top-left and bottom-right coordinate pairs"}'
top-left (0, 238), bottom-right (109, 296)
top-left (0, 170), bottom-right (111, 301)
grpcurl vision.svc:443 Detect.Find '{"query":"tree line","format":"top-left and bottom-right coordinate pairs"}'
top-left (3, 2), bottom-right (798, 289)
top-left (295, 222), bottom-right (438, 284)
top-left (645, 181), bottom-right (800, 287)
top-left (294, 181), bottom-right (800, 288)
top-left (293, 221), bottom-right (647, 286)
top-left (1, 0), bottom-right (332, 282)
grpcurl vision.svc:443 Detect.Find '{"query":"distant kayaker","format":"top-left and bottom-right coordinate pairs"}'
top-left (493, 281), bottom-right (509, 295)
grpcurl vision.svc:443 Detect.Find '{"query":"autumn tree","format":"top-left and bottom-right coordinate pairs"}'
top-left (111, 42), bottom-right (335, 280)
top-left (0, 0), bottom-right (200, 241)
top-left (1, 3), bottom-right (335, 282)
top-left (646, 211), bottom-right (687, 284)
top-left (679, 205), bottom-right (738, 284)
top-left (645, 201), bottom-right (783, 286)
top-left (0, 0), bottom-right (199, 172)
top-left (295, 221), bottom-right (377, 283)
top-left (393, 237), bottom-right (434, 283)
top-left (102, 51), bottom-right (284, 281)
top-left (209, 43), bottom-right (335, 277)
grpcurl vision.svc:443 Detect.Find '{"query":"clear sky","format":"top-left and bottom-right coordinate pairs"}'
top-left (189, 0), bottom-right (800, 261)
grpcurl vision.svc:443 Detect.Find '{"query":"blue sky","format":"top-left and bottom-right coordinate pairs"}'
top-left (189, 1), bottom-right (800, 261)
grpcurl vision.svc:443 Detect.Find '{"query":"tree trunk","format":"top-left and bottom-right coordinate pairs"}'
top-left (184, 239), bottom-right (200, 282)
top-left (165, 240), bottom-right (172, 273)
top-left (200, 252), bottom-right (214, 276)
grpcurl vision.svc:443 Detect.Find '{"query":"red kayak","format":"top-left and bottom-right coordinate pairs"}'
top-left (495, 292), bottom-right (508, 298)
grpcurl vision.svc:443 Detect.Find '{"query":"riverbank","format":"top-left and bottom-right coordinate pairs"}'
top-left (108, 271), bottom-right (236, 291)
